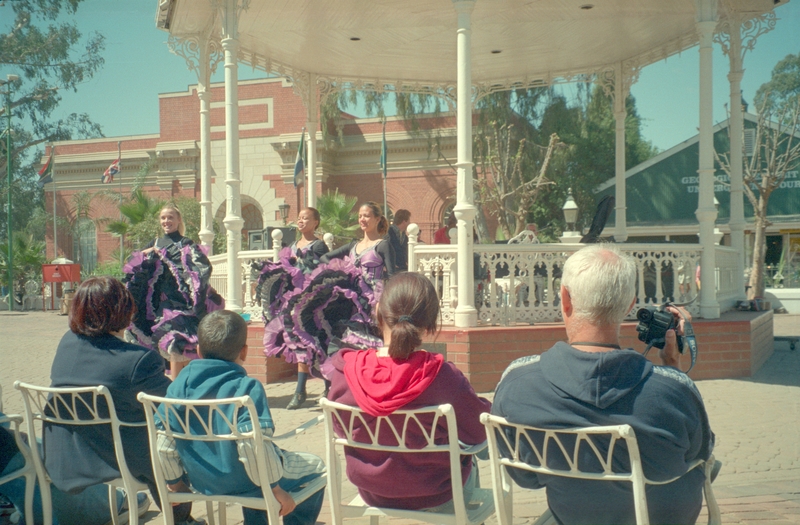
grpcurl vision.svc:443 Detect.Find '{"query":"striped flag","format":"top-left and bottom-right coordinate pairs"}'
top-left (293, 129), bottom-right (306, 188)
top-left (102, 158), bottom-right (120, 184)
top-left (37, 151), bottom-right (54, 188)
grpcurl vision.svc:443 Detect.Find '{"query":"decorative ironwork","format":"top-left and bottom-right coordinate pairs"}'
top-left (715, 3), bottom-right (777, 62)
top-left (168, 33), bottom-right (224, 80)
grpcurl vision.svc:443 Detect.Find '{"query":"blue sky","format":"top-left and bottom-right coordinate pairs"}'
top-left (3, 0), bottom-right (798, 152)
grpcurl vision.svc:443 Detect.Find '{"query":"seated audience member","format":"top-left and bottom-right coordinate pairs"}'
top-left (158, 310), bottom-right (326, 525)
top-left (492, 244), bottom-right (714, 525)
top-left (387, 209), bottom-right (411, 272)
top-left (45, 276), bottom-right (202, 525)
top-left (328, 272), bottom-right (491, 511)
top-left (0, 415), bottom-right (148, 525)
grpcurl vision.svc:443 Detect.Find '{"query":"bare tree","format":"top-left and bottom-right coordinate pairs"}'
top-left (474, 123), bottom-right (560, 239)
top-left (716, 98), bottom-right (800, 299)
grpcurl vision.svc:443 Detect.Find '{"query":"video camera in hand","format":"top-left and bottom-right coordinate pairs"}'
top-left (635, 304), bottom-right (684, 352)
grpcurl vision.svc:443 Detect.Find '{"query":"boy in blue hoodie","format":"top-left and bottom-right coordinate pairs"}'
top-left (157, 310), bottom-right (325, 525)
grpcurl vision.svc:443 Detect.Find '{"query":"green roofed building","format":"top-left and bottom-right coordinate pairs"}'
top-left (596, 113), bottom-right (800, 272)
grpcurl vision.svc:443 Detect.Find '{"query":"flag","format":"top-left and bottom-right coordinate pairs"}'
top-left (380, 121), bottom-right (387, 179)
top-left (293, 129), bottom-right (305, 188)
top-left (37, 151), bottom-right (54, 188)
top-left (102, 158), bottom-right (120, 184)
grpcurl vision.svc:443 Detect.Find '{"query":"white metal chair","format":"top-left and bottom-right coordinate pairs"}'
top-left (138, 393), bottom-right (327, 525)
top-left (14, 382), bottom-right (150, 525)
top-left (480, 413), bottom-right (721, 525)
top-left (0, 412), bottom-right (43, 525)
top-left (319, 398), bottom-right (495, 525)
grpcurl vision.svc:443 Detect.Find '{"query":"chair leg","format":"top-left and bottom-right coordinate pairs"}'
top-left (108, 485), bottom-right (120, 525)
top-left (219, 501), bottom-right (227, 524)
top-left (126, 489), bottom-right (139, 525)
top-left (205, 501), bottom-right (215, 525)
top-left (369, 515), bottom-right (380, 525)
top-left (23, 471), bottom-right (38, 525)
top-left (705, 459), bottom-right (722, 525)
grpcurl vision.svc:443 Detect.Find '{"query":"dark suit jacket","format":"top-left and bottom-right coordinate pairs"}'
top-left (45, 331), bottom-right (171, 493)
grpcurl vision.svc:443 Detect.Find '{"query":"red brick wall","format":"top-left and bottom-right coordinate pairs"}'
top-left (244, 324), bottom-right (299, 384)
top-left (426, 310), bottom-right (774, 392)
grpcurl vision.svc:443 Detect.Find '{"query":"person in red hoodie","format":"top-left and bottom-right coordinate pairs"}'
top-left (327, 272), bottom-right (492, 511)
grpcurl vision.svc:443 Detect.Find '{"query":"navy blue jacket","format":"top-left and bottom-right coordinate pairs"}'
top-left (45, 331), bottom-right (171, 493)
top-left (492, 342), bottom-right (714, 525)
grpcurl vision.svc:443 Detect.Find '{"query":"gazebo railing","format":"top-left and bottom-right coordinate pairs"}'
top-left (206, 241), bottom-right (740, 325)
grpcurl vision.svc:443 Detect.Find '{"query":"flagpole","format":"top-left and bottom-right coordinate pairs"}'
top-left (117, 141), bottom-right (123, 268)
top-left (51, 145), bottom-right (57, 261)
top-left (382, 119), bottom-right (388, 217)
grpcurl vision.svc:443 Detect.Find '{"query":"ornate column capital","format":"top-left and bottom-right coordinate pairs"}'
top-left (596, 62), bottom-right (641, 111)
top-left (167, 33), bottom-right (224, 84)
top-left (214, 0), bottom-right (250, 40)
top-left (715, 2), bottom-right (777, 64)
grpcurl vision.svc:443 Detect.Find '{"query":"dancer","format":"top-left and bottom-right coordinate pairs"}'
top-left (254, 207), bottom-right (330, 410)
top-left (327, 272), bottom-right (491, 511)
top-left (123, 203), bottom-right (224, 379)
top-left (320, 201), bottom-right (396, 288)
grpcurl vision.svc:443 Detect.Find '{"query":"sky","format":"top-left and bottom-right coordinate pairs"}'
top-left (2, 0), bottom-right (799, 153)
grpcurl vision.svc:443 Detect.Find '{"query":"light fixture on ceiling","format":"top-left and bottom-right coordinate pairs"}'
top-left (580, 4), bottom-right (594, 10)
top-left (350, 37), bottom-right (361, 41)
top-left (491, 50), bottom-right (502, 54)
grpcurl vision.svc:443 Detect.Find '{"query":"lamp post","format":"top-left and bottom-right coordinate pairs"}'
top-left (2, 74), bottom-right (19, 311)
top-left (560, 188), bottom-right (581, 244)
top-left (278, 203), bottom-right (290, 225)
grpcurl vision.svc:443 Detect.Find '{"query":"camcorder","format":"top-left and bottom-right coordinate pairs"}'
top-left (635, 301), bottom-right (698, 372)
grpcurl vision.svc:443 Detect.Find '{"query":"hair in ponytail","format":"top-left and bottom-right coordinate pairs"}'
top-left (362, 201), bottom-right (389, 236)
top-left (376, 272), bottom-right (440, 359)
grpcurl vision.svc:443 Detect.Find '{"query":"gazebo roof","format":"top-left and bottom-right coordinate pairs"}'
top-left (156, 0), bottom-right (782, 90)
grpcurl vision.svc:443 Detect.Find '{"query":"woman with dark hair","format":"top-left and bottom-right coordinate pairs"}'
top-left (253, 207), bottom-right (330, 409)
top-left (327, 272), bottom-right (491, 511)
top-left (123, 202), bottom-right (224, 379)
top-left (46, 276), bottom-right (202, 525)
top-left (320, 201), bottom-right (396, 285)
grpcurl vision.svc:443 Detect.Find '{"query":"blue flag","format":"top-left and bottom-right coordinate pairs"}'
top-left (294, 129), bottom-right (306, 188)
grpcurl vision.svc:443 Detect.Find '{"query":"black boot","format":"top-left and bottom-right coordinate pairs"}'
top-left (286, 391), bottom-right (307, 410)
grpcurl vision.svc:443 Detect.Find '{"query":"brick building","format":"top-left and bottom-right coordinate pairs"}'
top-left (42, 77), bottom-right (462, 270)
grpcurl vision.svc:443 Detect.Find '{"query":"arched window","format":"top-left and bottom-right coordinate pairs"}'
top-left (72, 218), bottom-right (97, 273)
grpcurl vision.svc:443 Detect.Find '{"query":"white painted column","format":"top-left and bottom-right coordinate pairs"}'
top-left (726, 27), bottom-right (746, 300)
top-left (695, 0), bottom-right (720, 318)
top-left (197, 51), bottom-right (215, 252)
top-left (614, 62), bottom-right (628, 242)
top-left (306, 73), bottom-right (318, 208)
top-left (220, 0), bottom-right (245, 311)
top-left (452, 0), bottom-right (478, 327)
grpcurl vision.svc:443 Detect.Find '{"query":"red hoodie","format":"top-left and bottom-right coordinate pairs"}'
top-left (328, 348), bottom-right (492, 510)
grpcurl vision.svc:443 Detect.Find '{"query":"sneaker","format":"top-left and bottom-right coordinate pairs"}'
top-left (286, 391), bottom-right (307, 410)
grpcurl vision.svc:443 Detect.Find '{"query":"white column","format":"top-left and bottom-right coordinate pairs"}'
top-left (220, 0), bottom-right (245, 311)
top-left (726, 30), bottom-right (746, 300)
top-left (614, 62), bottom-right (628, 242)
top-left (197, 52), bottom-right (215, 252)
top-left (452, 0), bottom-right (477, 327)
top-left (695, 0), bottom-right (720, 318)
top-left (306, 73), bottom-right (318, 208)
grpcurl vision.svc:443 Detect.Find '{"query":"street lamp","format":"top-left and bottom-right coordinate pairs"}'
top-left (1, 73), bottom-right (19, 311)
top-left (278, 203), bottom-right (290, 225)
top-left (560, 188), bottom-right (581, 244)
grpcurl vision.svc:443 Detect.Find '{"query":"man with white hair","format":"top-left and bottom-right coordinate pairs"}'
top-left (492, 244), bottom-right (714, 525)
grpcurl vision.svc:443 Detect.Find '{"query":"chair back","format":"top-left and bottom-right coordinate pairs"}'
top-left (481, 413), bottom-right (720, 525)
top-left (320, 398), bottom-right (494, 525)
top-left (0, 412), bottom-right (47, 525)
top-left (14, 381), bottom-right (148, 525)
top-left (137, 393), bottom-right (286, 525)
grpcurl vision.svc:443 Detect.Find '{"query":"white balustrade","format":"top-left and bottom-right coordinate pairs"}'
top-left (206, 235), bottom-right (742, 325)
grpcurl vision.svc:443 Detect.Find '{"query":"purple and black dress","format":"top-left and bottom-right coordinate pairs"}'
top-left (261, 238), bottom-right (395, 372)
top-left (122, 231), bottom-right (224, 361)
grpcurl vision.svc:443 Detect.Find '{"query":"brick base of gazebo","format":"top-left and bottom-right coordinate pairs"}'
top-left (243, 310), bottom-right (774, 392)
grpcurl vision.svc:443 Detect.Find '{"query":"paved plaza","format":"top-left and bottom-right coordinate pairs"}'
top-left (1, 310), bottom-right (799, 524)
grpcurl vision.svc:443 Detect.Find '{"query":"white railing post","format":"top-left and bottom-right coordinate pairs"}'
top-left (323, 232), bottom-right (334, 253)
top-left (271, 229), bottom-right (283, 262)
top-left (407, 223), bottom-right (419, 271)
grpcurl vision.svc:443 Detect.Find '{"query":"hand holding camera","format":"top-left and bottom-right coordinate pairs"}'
top-left (636, 303), bottom-right (695, 371)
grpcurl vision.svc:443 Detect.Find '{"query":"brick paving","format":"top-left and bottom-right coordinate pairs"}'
top-left (2, 310), bottom-right (799, 524)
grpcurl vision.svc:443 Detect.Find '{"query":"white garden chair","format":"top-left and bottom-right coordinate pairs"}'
top-left (137, 393), bottom-right (326, 525)
top-left (14, 382), bottom-right (151, 525)
top-left (0, 411), bottom-right (43, 525)
top-left (480, 413), bottom-right (721, 525)
top-left (320, 398), bottom-right (495, 525)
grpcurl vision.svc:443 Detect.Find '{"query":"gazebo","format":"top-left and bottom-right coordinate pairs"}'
top-left (155, 0), bottom-right (784, 386)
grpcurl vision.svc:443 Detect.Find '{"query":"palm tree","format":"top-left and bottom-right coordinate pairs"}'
top-left (316, 189), bottom-right (360, 247)
top-left (105, 189), bottom-right (165, 250)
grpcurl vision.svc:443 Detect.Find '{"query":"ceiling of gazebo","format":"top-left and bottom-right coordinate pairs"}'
top-left (156, 0), bottom-right (784, 88)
